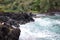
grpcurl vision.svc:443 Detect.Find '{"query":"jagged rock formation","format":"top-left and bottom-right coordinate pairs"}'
top-left (0, 12), bottom-right (34, 24)
top-left (0, 22), bottom-right (21, 40)
top-left (0, 12), bottom-right (34, 40)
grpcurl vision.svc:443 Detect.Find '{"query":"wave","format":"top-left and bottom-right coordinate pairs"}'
top-left (19, 16), bottom-right (60, 40)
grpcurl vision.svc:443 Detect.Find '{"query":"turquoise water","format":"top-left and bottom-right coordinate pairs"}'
top-left (19, 15), bottom-right (60, 40)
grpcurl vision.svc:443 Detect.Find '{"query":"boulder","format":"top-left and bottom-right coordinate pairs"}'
top-left (0, 12), bottom-right (34, 24)
top-left (0, 12), bottom-right (34, 40)
top-left (0, 22), bottom-right (20, 40)
top-left (0, 16), bottom-right (20, 27)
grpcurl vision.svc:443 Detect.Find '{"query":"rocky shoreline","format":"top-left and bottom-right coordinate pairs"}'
top-left (0, 12), bottom-right (34, 40)
top-left (0, 12), bottom-right (60, 40)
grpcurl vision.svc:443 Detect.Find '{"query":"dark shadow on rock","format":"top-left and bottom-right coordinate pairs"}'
top-left (0, 12), bottom-right (34, 40)
top-left (0, 22), bottom-right (20, 40)
top-left (0, 12), bottom-right (34, 24)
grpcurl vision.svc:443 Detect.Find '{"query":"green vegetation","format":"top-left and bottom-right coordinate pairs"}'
top-left (0, 0), bottom-right (60, 13)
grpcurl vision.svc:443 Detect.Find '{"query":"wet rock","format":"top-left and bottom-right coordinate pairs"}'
top-left (0, 12), bottom-right (34, 24)
top-left (7, 18), bottom-right (20, 27)
top-left (29, 12), bottom-right (36, 17)
top-left (0, 16), bottom-right (20, 27)
top-left (7, 28), bottom-right (20, 40)
top-left (0, 22), bottom-right (20, 40)
top-left (0, 12), bottom-right (34, 40)
top-left (0, 16), bottom-right (9, 22)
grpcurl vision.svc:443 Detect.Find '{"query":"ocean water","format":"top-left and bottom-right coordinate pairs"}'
top-left (19, 15), bottom-right (60, 40)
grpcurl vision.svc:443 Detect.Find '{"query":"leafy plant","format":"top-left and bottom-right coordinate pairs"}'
top-left (0, 0), bottom-right (60, 13)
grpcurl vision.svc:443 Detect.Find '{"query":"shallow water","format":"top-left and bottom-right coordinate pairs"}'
top-left (19, 15), bottom-right (60, 40)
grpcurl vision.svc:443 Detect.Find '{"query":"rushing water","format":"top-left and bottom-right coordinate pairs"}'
top-left (19, 15), bottom-right (60, 40)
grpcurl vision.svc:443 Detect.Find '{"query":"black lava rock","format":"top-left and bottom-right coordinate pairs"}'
top-left (0, 22), bottom-right (20, 40)
top-left (0, 12), bottom-right (34, 40)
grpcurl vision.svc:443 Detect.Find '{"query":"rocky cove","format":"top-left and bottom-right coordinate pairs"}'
top-left (0, 12), bottom-right (60, 40)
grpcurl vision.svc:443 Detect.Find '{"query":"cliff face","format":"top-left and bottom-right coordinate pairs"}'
top-left (0, 12), bottom-right (34, 40)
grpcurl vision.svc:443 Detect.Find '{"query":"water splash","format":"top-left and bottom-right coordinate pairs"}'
top-left (19, 16), bottom-right (60, 40)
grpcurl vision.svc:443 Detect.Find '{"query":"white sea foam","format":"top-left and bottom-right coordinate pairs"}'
top-left (19, 17), bottom-right (60, 40)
